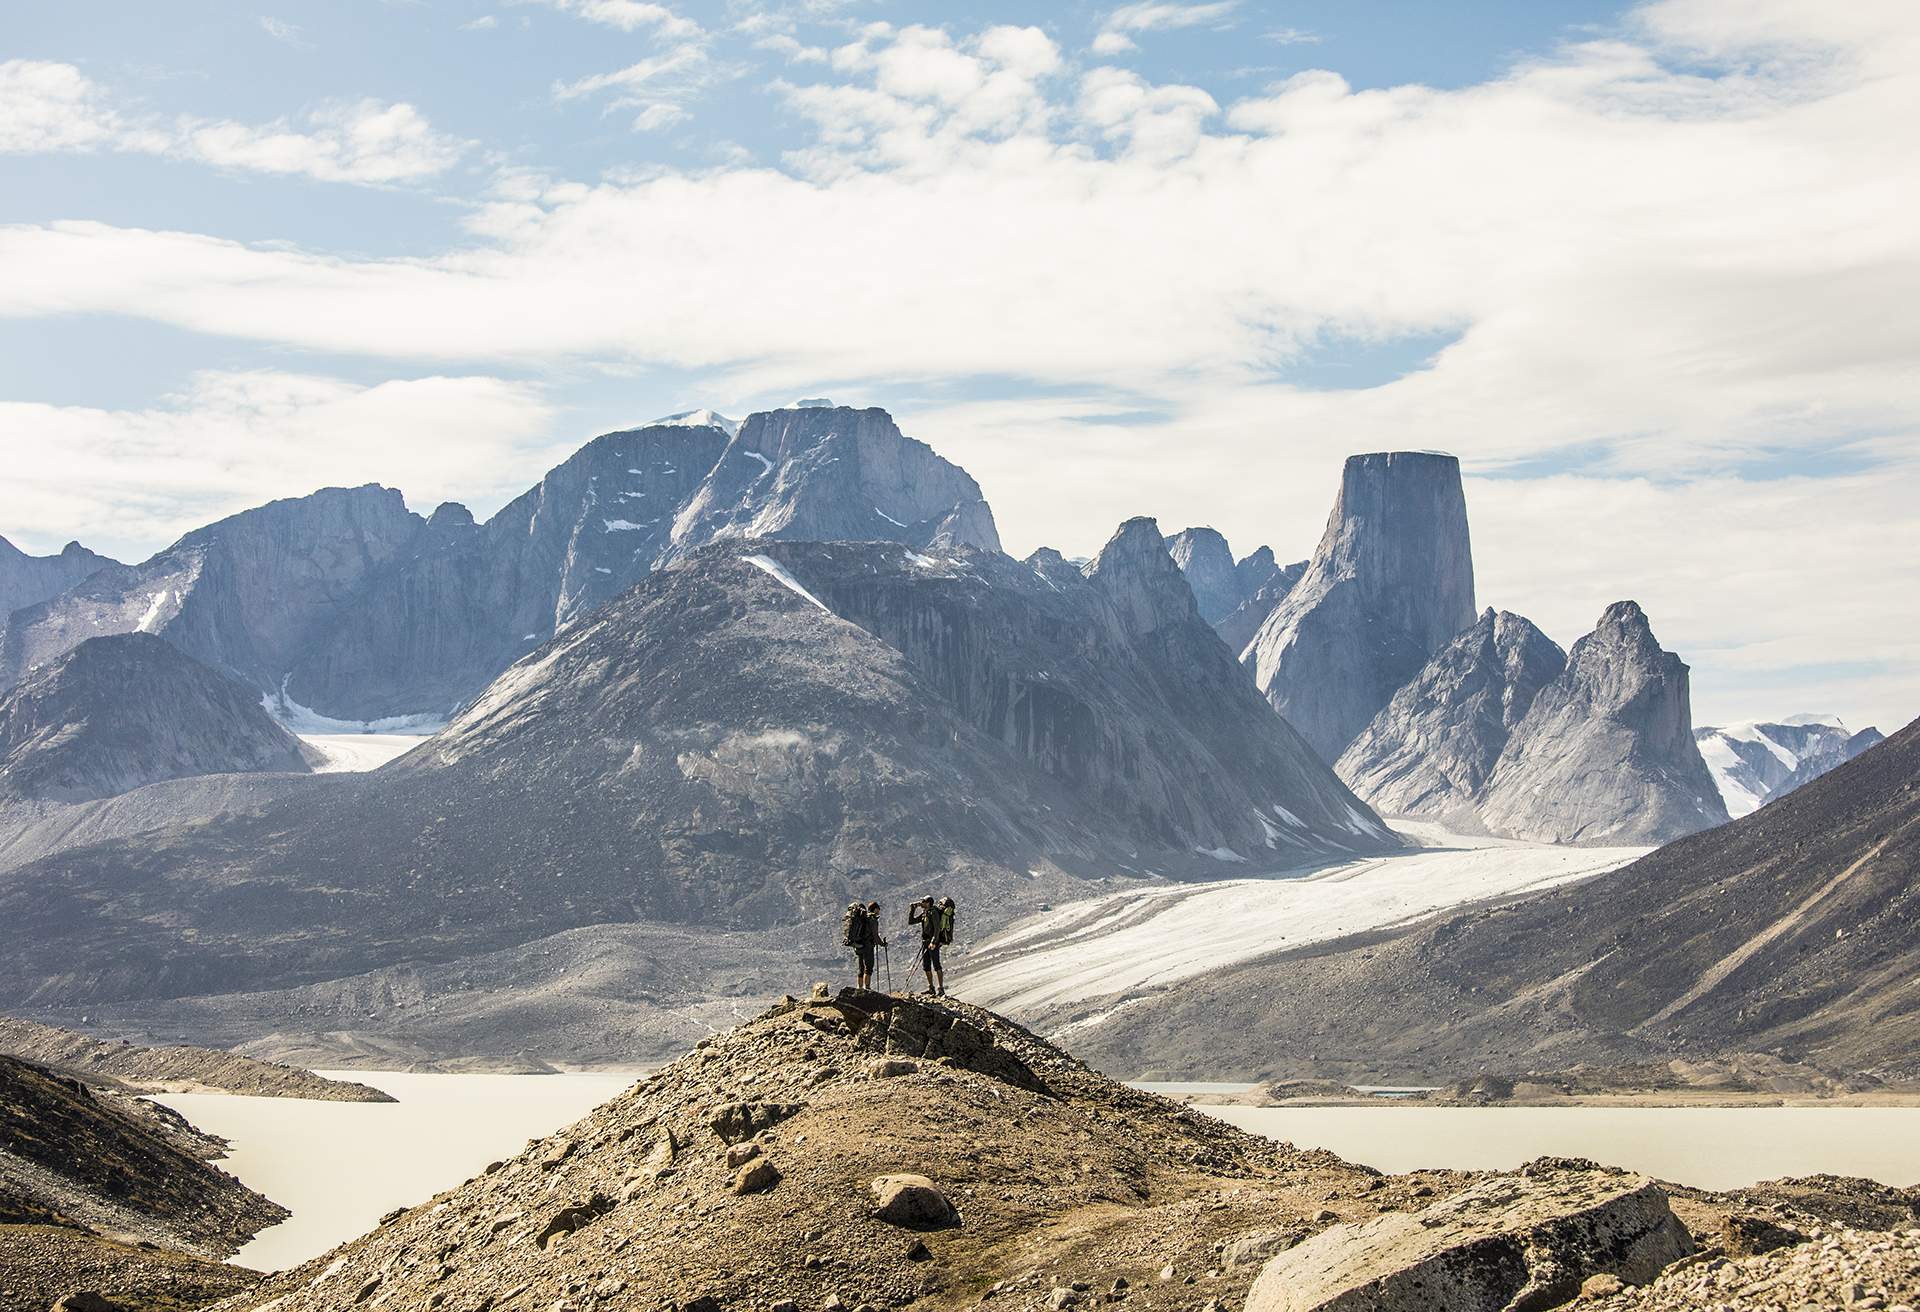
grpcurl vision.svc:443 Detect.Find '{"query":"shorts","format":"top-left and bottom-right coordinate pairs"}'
top-left (854, 944), bottom-right (876, 972)
top-left (919, 942), bottom-right (942, 972)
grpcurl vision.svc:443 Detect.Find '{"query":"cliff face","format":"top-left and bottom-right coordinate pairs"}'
top-left (1335, 609), bottom-right (1566, 821)
top-left (0, 537), bottom-right (117, 620)
top-left (1476, 602), bottom-right (1728, 845)
top-left (0, 486), bottom-right (424, 697)
top-left (1164, 529), bottom-right (1304, 645)
top-left (1244, 452), bottom-right (1476, 761)
top-left (0, 633), bottom-right (313, 803)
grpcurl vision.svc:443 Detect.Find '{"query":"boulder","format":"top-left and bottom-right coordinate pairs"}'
top-left (1244, 1161), bottom-right (1692, 1312)
top-left (867, 1058), bottom-right (918, 1079)
top-left (870, 1174), bottom-right (960, 1229)
top-left (52, 1295), bottom-right (129, 1312)
top-left (732, 1158), bottom-right (781, 1195)
top-left (1224, 1229), bottom-right (1302, 1267)
top-left (709, 1101), bottom-right (801, 1145)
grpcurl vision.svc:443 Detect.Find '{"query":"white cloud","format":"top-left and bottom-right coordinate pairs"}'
top-left (187, 100), bottom-right (468, 183)
top-left (531, 0), bottom-right (700, 38)
top-left (462, 15), bottom-right (500, 31)
top-left (4, 1), bottom-right (1920, 725)
top-left (1091, 32), bottom-right (1137, 56)
top-left (0, 61), bottom-right (468, 185)
top-left (1264, 27), bottom-right (1320, 46)
top-left (257, 16), bottom-right (311, 46)
top-left (0, 372), bottom-right (560, 564)
top-left (1101, 2), bottom-right (1238, 37)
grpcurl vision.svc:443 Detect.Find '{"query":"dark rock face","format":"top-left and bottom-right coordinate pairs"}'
top-left (1335, 609), bottom-right (1566, 821)
top-left (1477, 602), bottom-right (1727, 845)
top-left (0, 537), bottom-right (117, 620)
top-left (1244, 452), bottom-right (1477, 761)
top-left (0, 487), bottom-right (424, 698)
top-left (0, 634), bottom-right (312, 804)
top-left (0, 533), bottom-right (1388, 1013)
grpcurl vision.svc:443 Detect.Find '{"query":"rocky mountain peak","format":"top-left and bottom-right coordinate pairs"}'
top-left (1164, 526), bottom-right (1238, 621)
top-left (1088, 516), bottom-right (1202, 635)
top-left (0, 535), bottom-right (120, 623)
top-left (427, 501), bottom-right (477, 530)
top-left (1334, 606), bottom-right (1566, 823)
top-left (1244, 451), bottom-right (1477, 761)
top-left (1476, 601), bottom-right (1727, 844)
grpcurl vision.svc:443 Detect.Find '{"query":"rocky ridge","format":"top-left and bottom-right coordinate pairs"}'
top-left (0, 1017), bottom-right (390, 1102)
top-left (1243, 452), bottom-right (1477, 762)
top-left (1476, 602), bottom-right (1727, 845)
top-left (0, 538), bottom-right (117, 622)
top-left (0, 635), bottom-right (314, 805)
top-left (1067, 715), bottom-right (1920, 1086)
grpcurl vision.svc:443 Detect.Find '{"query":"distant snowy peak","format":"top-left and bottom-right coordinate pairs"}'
top-left (1695, 716), bottom-right (1883, 818)
top-left (651, 408), bottom-right (742, 437)
top-left (792, 397), bottom-right (833, 409)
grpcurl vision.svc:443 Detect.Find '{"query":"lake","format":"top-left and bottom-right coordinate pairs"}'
top-left (157, 1070), bottom-right (636, 1272)
top-left (159, 1074), bottom-right (1920, 1274)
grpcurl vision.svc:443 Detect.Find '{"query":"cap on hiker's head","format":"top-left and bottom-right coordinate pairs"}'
top-left (941, 896), bottom-right (954, 906)
top-left (867, 900), bottom-right (880, 910)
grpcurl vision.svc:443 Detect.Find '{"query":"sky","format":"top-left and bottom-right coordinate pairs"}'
top-left (1, 0), bottom-right (1915, 733)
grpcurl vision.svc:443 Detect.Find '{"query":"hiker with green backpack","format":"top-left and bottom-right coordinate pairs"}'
top-left (841, 899), bottom-right (886, 991)
top-left (908, 895), bottom-right (957, 997)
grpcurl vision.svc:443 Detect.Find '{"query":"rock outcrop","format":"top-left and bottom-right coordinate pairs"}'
top-left (1335, 609), bottom-right (1565, 822)
top-left (0, 537), bottom-right (117, 621)
top-left (1476, 602), bottom-right (1726, 845)
top-left (0, 634), bottom-right (314, 803)
top-left (1070, 715), bottom-right (1920, 1087)
top-left (0, 1053), bottom-right (283, 1256)
top-left (215, 992), bottom-right (1397, 1312)
top-left (0, 534), bottom-right (1389, 1034)
top-left (1244, 452), bottom-right (1477, 761)
top-left (1245, 1160), bottom-right (1692, 1312)
top-left (1695, 716), bottom-right (1886, 818)
top-left (1215, 552), bottom-right (1307, 657)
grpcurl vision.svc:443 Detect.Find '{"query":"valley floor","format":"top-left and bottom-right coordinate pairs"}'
top-left (962, 821), bottom-right (1649, 1022)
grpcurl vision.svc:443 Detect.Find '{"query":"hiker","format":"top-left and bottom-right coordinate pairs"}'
top-left (842, 899), bottom-right (886, 990)
top-left (908, 895), bottom-right (956, 997)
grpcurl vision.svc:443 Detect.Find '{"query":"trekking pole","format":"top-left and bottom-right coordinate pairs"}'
top-left (884, 943), bottom-right (893, 994)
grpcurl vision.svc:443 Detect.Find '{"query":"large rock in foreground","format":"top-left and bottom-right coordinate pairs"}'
top-left (1245, 452), bottom-right (1476, 761)
top-left (1246, 1159), bottom-right (1692, 1312)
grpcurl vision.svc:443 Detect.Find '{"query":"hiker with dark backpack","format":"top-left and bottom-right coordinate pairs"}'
top-left (908, 895), bottom-right (957, 997)
top-left (842, 899), bottom-right (886, 991)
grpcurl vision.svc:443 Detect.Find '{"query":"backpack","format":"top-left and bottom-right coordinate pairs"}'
top-left (938, 904), bottom-right (955, 945)
top-left (841, 902), bottom-right (868, 947)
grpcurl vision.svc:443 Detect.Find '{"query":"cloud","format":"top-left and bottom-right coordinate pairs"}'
top-left (1264, 27), bottom-right (1320, 46)
top-left (5, 1), bottom-right (1920, 723)
top-left (1101, 2), bottom-right (1238, 37)
top-left (0, 60), bottom-right (468, 184)
top-left (0, 371), bottom-right (560, 564)
top-left (530, 0), bottom-right (700, 39)
top-left (257, 17), bottom-right (311, 46)
top-left (462, 15), bottom-right (500, 31)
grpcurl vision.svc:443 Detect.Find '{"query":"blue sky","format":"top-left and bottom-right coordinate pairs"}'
top-left (1, 0), bottom-right (1916, 732)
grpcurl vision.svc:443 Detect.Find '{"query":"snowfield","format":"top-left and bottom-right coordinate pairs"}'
top-left (299, 734), bottom-right (431, 773)
top-left (962, 822), bottom-right (1649, 1018)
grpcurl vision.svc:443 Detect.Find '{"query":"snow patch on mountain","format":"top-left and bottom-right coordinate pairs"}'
top-left (742, 554), bottom-right (831, 613)
top-left (650, 408), bottom-right (741, 437)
